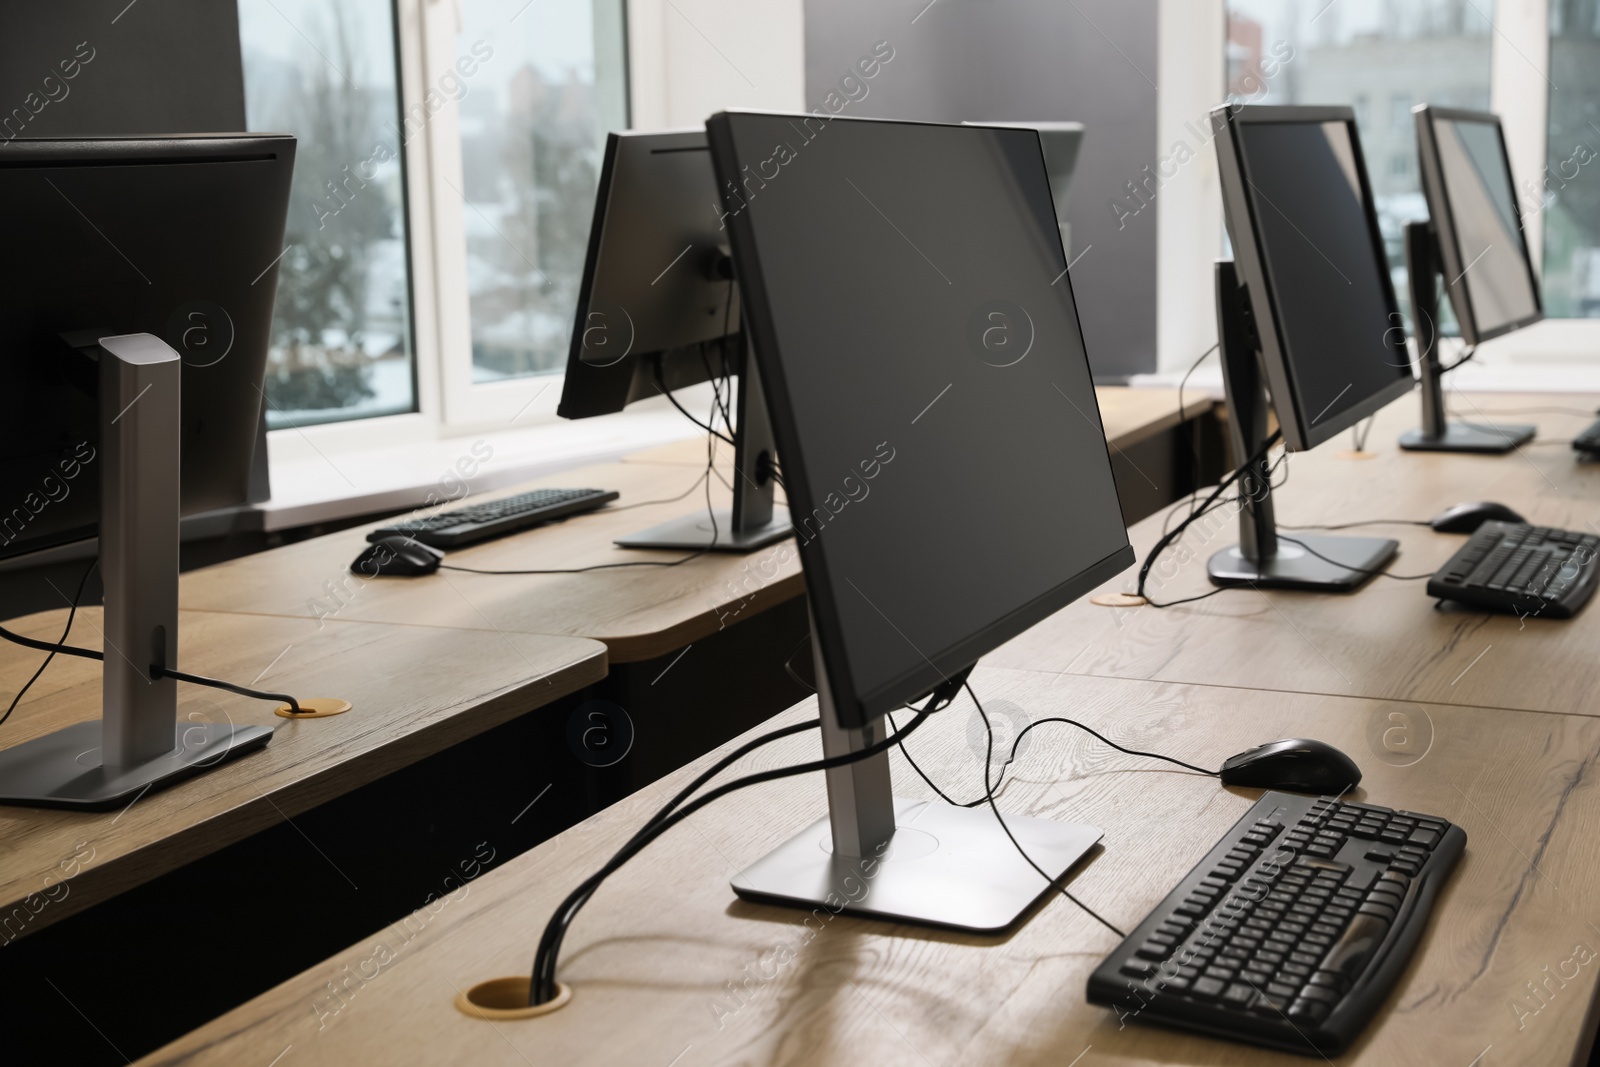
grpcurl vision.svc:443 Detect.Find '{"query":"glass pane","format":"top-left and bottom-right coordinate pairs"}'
top-left (1545, 1), bottom-right (1600, 317)
top-left (239, 0), bottom-right (418, 428)
top-left (457, 0), bottom-right (629, 383)
top-left (1226, 0), bottom-right (1494, 327)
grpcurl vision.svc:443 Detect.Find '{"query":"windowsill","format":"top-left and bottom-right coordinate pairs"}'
top-left (259, 405), bottom-right (704, 532)
top-left (1132, 318), bottom-right (1600, 396)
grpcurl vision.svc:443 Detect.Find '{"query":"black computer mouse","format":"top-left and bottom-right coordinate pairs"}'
top-left (1219, 738), bottom-right (1362, 794)
top-left (1429, 500), bottom-right (1526, 534)
top-left (351, 535), bottom-right (444, 577)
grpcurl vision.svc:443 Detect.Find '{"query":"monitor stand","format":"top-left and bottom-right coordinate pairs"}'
top-left (615, 335), bottom-right (791, 552)
top-left (1398, 220), bottom-right (1534, 453)
top-left (731, 614), bottom-right (1101, 933)
top-left (1206, 262), bottom-right (1399, 593)
top-left (0, 334), bottom-right (271, 809)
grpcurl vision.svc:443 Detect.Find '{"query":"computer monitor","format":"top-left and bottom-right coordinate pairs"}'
top-left (0, 134), bottom-right (296, 807)
top-left (964, 122), bottom-right (1084, 259)
top-left (1209, 105), bottom-right (1412, 591)
top-left (556, 128), bottom-right (789, 551)
top-left (1403, 105), bottom-right (1540, 452)
top-left (707, 109), bottom-right (1134, 932)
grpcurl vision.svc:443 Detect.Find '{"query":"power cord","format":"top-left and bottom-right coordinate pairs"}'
top-left (1276, 535), bottom-right (1433, 581)
top-left (2, 556), bottom-right (98, 730)
top-left (1135, 430), bottom-right (1284, 608)
top-left (966, 682), bottom-right (1127, 939)
top-left (528, 684), bottom-right (960, 1005)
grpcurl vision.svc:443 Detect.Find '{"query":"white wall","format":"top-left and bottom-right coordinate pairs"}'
top-left (627, 0), bottom-right (805, 130)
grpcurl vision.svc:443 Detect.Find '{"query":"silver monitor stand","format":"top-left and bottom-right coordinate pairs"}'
top-left (0, 334), bottom-right (271, 809)
top-left (731, 616), bottom-right (1101, 933)
top-left (615, 339), bottom-right (791, 552)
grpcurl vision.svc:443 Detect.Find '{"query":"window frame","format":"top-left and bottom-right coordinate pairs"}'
top-left (1157, 0), bottom-right (1596, 373)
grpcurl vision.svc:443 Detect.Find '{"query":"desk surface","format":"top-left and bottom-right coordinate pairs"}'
top-left (622, 386), bottom-right (1203, 468)
top-left (179, 458), bottom-right (804, 663)
top-left (990, 393), bottom-right (1600, 718)
top-left (179, 388), bottom-right (1204, 664)
top-left (137, 665), bottom-right (1600, 1065)
top-left (0, 607), bottom-right (604, 936)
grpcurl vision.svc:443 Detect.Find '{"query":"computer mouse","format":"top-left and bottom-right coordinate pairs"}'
top-left (351, 536), bottom-right (444, 577)
top-left (1429, 500), bottom-right (1526, 534)
top-left (1219, 738), bottom-right (1362, 794)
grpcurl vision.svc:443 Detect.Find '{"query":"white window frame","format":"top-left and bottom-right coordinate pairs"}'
top-left (1155, 0), bottom-right (1598, 375)
top-left (267, 0), bottom-right (803, 475)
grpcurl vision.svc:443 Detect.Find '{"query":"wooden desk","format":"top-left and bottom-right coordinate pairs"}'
top-left (0, 607), bottom-right (604, 936)
top-left (989, 393), bottom-right (1600, 718)
top-left (623, 386), bottom-right (1207, 466)
top-left (178, 458), bottom-right (803, 664)
top-left (136, 666), bottom-right (1600, 1065)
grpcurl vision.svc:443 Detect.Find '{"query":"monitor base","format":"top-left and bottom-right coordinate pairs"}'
top-left (0, 720), bottom-right (272, 809)
top-left (1208, 533), bottom-right (1398, 592)
top-left (1399, 422), bottom-right (1535, 453)
top-left (731, 797), bottom-right (1101, 933)
top-left (615, 506), bottom-right (792, 552)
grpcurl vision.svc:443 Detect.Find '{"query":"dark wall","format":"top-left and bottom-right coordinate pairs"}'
top-left (0, 2), bottom-right (245, 138)
top-left (804, 0), bottom-right (1159, 379)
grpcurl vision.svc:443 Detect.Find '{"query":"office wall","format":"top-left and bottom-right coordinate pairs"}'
top-left (804, 0), bottom-right (1160, 379)
top-left (628, 0), bottom-right (806, 129)
top-left (0, 2), bottom-right (246, 138)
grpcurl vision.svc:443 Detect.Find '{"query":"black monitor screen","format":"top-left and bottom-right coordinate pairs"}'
top-left (708, 113), bottom-right (1133, 727)
top-left (1233, 119), bottom-right (1411, 438)
top-left (1432, 115), bottom-right (1540, 336)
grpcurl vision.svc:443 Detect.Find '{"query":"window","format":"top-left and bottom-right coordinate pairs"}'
top-left (239, 0), bottom-right (418, 429)
top-left (1225, 0), bottom-right (1494, 319)
top-left (455, 1), bottom-right (629, 384)
top-left (238, 0), bottom-right (629, 435)
top-left (1545, 0), bottom-right (1600, 317)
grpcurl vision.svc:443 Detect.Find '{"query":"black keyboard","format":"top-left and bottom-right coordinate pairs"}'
top-left (1427, 520), bottom-right (1599, 618)
top-left (1574, 418), bottom-right (1600, 456)
top-left (368, 488), bottom-right (619, 549)
top-left (1088, 791), bottom-right (1464, 1057)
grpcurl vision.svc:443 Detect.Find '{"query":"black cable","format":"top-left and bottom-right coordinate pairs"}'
top-left (886, 708), bottom-right (1012, 808)
top-left (529, 695), bottom-right (949, 1004)
top-left (1136, 430), bottom-right (1283, 606)
top-left (155, 667), bottom-right (302, 714)
top-left (1278, 518), bottom-right (1429, 531)
top-left (1276, 534), bottom-right (1433, 581)
top-left (966, 683), bottom-right (1126, 939)
top-left (1177, 343), bottom-right (1219, 523)
top-left (1437, 342), bottom-right (1476, 374)
top-left (1351, 415), bottom-right (1375, 453)
top-left (654, 358), bottom-right (733, 446)
top-left (0, 617), bottom-right (304, 714)
top-left (442, 554), bottom-right (707, 576)
top-left (2, 556), bottom-right (98, 729)
top-left (602, 470), bottom-right (710, 513)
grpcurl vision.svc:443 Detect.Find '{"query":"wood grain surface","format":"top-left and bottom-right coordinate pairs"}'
top-left (0, 607), bottom-right (605, 934)
top-left (178, 458), bottom-right (805, 663)
top-left (988, 393), bottom-right (1600, 719)
top-left (135, 666), bottom-right (1600, 1066)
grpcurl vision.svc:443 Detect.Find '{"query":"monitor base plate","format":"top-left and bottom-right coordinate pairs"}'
top-left (0, 721), bottom-right (272, 809)
top-left (1399, 421), bottom-right (1535, 453)
top-left (615, 506), bottom-right (791, 552)
top-left (731, 797), bottom-right (1101, 933)
top-left (1208, 533), bottom-right (1398, 592)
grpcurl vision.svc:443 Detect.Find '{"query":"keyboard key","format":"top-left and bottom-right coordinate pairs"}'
top-left (1136, 940), bottom-right (1173, 960)
top-left (1222, 983), bottom-right (1257, 1008)
top-left (1287, 998), bottom-right (1331, 1023)
top-left (1191, 976), bottom-right (1226, 999)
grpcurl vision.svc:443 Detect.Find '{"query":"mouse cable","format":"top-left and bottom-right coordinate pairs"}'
top-left (0, 621), bottom-right (303, 714)
top-left (1175, 342), bottom-right (1220, 524)
top-left (530, 688), bottom-right (957, 1005)
top-left (889, 702), bottom-right (1219, 809)
top-left (446, 390), bottom-right (728, 576)
top-left (965, 682), bottom-right (1128, 939)
top-left (1135, 430), bottom-right (1283, 607)
top-left (2, 556), bottom-right (99, 730)
top-left (1275, 535), bottom-right (1433, 581)
top-left (1278, 518), bottom-right (1429, 531)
